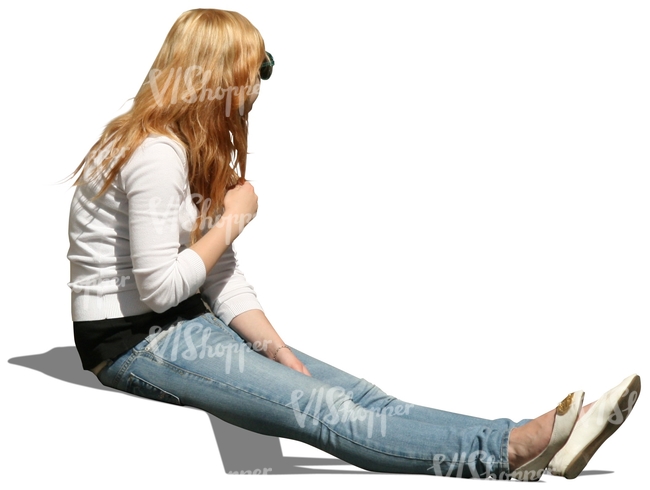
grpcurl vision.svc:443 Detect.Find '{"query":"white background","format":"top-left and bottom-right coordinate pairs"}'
top-left (2, 0), bottom-right (648, 488)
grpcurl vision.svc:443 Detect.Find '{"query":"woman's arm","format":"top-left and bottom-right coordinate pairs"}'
top-left (123, 138), bottom-right (207, 312)
top-left (200, 244), bottom-right (261, 323)
top-left (229, 309), bottom-right (311, 376)
top-left (196, 183), bottom-right (310, 376)
top-left (122, 138), bottom-right (257, 316)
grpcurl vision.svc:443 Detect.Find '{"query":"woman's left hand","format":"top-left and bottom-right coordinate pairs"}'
top-left (275, 347), bottom-right (312, 376)
top-left (228, 310), bottom-right (312, 377)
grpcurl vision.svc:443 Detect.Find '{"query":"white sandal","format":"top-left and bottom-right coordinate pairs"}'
top-left (548, 373), bottom-right (641, 479)
top-left (511, 390), bottom-right (584, 481)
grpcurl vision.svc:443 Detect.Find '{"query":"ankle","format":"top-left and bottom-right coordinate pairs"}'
top-left (508, 427), bottom-right (525, 469)
top-left (508, 414), bottom-right (553, 470)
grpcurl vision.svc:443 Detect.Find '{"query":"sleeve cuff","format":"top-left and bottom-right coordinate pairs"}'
top-left (214, 293), bottom-right (264, 325)
top-left (178, 247), bottom-right (208, 295)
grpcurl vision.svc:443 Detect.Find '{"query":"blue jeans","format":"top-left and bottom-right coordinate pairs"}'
top-left (97, 312), bottom-right (525, 478)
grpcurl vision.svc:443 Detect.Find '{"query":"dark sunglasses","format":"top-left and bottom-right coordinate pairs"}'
top-left (260, 51), bottom-right (274, 80)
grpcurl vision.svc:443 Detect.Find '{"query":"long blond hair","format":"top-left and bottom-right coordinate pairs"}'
top-left (71, 9), bottom-right (267, 242)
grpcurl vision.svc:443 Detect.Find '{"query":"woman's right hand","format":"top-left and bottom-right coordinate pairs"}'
top-left (191, 181), bottom-right (258, 273)
top-left (223, 181), bottom-right (258, 225)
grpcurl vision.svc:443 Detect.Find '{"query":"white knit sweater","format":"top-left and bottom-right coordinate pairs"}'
top-left (68, 135), bottom-right (262, 322)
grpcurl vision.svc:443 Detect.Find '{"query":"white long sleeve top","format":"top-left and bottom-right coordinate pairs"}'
top-left (68, 135), bottom-right (262, 323)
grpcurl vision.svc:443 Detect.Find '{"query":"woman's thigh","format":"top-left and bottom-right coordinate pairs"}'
top-left (99, 314), bottom-right (386, 433)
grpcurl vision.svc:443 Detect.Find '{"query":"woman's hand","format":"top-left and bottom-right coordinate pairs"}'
top-left (190, 181), bottom-right (258, 273)
top-left (223, 181), bottom-right (258, 222)
top-left (229, 310), bottom-right (312, 377)
top-left (218, 181), bottom-right (258, 243)
top-left (274, 347), bottom-right (312, 376)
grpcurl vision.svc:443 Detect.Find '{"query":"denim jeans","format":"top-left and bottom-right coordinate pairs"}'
top-left (97, 311), bottom-right (525, 478)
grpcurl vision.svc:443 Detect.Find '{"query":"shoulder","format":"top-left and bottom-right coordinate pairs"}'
top-left (121, 134), bottom-right (188, 186)
top-left (139, 134), bottom-right (186, 157)
top-left (131, 134), bottom-right (187, 166)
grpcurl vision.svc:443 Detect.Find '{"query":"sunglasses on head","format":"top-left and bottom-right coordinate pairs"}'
top-left (260, 51), bottom-right (274, 80)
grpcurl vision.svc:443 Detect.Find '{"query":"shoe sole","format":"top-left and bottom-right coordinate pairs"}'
top-left (561, 374), bottom-right (641, 479)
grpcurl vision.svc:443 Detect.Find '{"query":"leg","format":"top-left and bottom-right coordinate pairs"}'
top-left (289, 347), bottom-right (525, 477)
top-left (98, 312), bottom-right (521, 478)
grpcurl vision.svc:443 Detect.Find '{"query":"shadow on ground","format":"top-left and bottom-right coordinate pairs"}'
top-left (9, 346), bottom-right (367, 475)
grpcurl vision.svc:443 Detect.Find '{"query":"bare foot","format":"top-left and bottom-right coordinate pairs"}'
top-left (508, 408), bottom-right (555, 470)
top-left (509, 399), bottom-right (594, 471)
